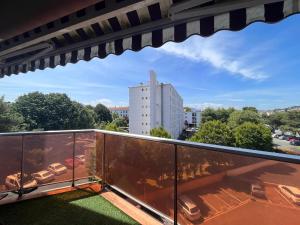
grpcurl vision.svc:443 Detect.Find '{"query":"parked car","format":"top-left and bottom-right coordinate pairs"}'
top-left (48, 163), bottom-right (67, 175)
top-left (288, 137), bottom-right (297, 141)
top-left (251, 183), bottom-right (265, 198)
top-left (290, 140), bottom-right (300, 146)
top-left (75, 155), bottom-right (85, 164)
top-left (31, 170), bottom-right (55, 184)
top-left (5, 173), bottom-right (37, 190)
top-left (64, 158), bottom-right (81, 168)
top-left (178, 195), bottom-right (201, 221)
top-left (278, 135), bottom-right (284, 140)
top-left (278, 185), bottom-right (300, 205)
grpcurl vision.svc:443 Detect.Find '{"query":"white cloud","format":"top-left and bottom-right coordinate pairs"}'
top-left (186, 102), bottom-right (223, 110)
top-left (86, 98), bottom-right (127, 107)
top-left (158, 35), bottom-right (269, 81)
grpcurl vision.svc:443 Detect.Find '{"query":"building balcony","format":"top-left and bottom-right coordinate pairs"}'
top-left (0, 130), bottom-right (300, 225)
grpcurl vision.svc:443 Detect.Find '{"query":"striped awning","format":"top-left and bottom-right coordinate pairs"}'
top-left (0, 0), bottom-right (299, 78)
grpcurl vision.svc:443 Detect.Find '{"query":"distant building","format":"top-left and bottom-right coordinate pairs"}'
top-left (129, 71), bottom-right (184, 139)
top-left (109, 106), bottom-right (129, 118)
top-left (184, 108), bottom-right (201, 128)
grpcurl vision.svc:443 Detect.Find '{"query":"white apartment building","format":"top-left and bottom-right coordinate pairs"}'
top-left (129, 71), bottom-right (184, 139)
top-left (109, 106), bottom-right (129, 118)
top-left (184, 109), bottom-right (202, 128)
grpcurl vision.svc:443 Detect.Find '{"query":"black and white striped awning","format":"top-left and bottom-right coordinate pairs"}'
top-left (0, 0), bottom-right (299, 77)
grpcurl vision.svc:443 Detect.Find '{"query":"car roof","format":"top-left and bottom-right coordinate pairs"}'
top-left (281, 185), bottom-right (300, 195)
top-left (50, 163), bottom-right (62, 167)
top-left (7, 174), bottom-right (17, 179)
top-left (179, 195), bottom-right (197, 208)
top-left (37, 170), bottom-right (50, 174)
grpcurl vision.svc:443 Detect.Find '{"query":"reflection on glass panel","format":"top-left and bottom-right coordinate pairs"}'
top-left (95, 132), bottom-right (104, 179)
top-left (0, 136), bottom-right (22, 192)
top-left (23, 134), bottom-right (73, 187)
top-left (74, 132), bottom-right (96, 180)
top-left (105, 134), bottom-right (175, 219)
top-left (177, 146), bottom-right (300, 225)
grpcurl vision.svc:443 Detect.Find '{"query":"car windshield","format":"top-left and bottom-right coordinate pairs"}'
top-left (190, 207), bottom-right (199, 213)
top-left (43, 172), bottom-right (52, 177)
top-left (55, 165), bottom-right (64, 169)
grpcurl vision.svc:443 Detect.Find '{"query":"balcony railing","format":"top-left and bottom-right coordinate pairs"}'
top-left (1, 129), bottom-right (300, 225)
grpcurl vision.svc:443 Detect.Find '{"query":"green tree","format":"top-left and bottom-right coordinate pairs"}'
top-left (150, 127), bottom-right (171, 138)
top-left (265, 112), bottom-right (285, 130)
top-left (0, 96), bottom-right (24, 132)
top-left (112, 117), bottom-right (128, 128)
top-left (13, 92), bottom-right (95, 130)
top-left (184, 107), bottom-right (192, 112)
top-left (202, 107), bottom-right (235, 123)
top-left (94, 104), bottom-right (112, 123)
top-left (190, 120), bottom-right (234, 146)
top-left (228, 110), bottom-right (262, 128)
top-left (72, 102), bottom-right (96, 129)
top-left (242, 107), bottom-right (258, 113)
top-left (104, 122), bottom-right (121, 132)
top-left (234, 122), bottom-right (273, 151)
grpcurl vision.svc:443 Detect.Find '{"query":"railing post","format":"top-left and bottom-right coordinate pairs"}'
top-left (19, 134), bottom-right (25, 197)
top-left (174, 144), bottom-right (178, 225)
top-left (102, 133), bottom-right (106, 188)
top-left (72, 132), bottom-right (75, 187)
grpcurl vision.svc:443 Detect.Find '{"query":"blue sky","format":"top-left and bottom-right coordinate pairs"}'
top-left (1, 15), bottom-right (300, 110)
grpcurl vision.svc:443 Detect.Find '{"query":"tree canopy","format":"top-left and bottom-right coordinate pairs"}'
top-left (234, 122), bottom-right (273, 151)
top-left (201, 107), bottom-right (235, 123)
top-left (190, 120), bottom-right (234, 146)
top-left (0, 96), bottom-right (24, 132)
top-left (13, 92), bottom-right (96, 131)
top-left (263, 111), bottom-right (300, 134)
top-left (94, 104), bottom-right (112, 123)
top-left (150, 127), bottom-right (171, 138)
top-left (228, 109), bottom-right (262, 128)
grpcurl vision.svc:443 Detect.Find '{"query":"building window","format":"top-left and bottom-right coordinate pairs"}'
top-left (142, 131), bottom-right (144, 134)
top-left (142, 123), bottom-right (144, 125)
top-left (142, 114), bottom-right (144, 117)
top-left (145, 97), bottom-right (148, 100)
top-left (142, 88), bottom-right (144, 91)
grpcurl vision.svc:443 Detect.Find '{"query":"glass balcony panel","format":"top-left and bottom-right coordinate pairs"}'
top-left (177, 145), bottom-right (300, 225)
top-left (0, 136), bottom-right (22, 192)
top-left (23, 133), bottom-right (74, 188)
top-left (105, 134), bottom-right (175, 220)
top-left (74, 132), bottom-right (96, 181)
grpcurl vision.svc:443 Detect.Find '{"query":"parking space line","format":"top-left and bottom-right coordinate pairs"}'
top-left (204, 199), bottom-right (250, 223)
top-left (275, 189), bottom-right (295, 208)
top-left (201, 196), bottom-right (220, 213)
top-left (214, 194), bottom-right (231, 208)
top-left (221, 188), bottom-right (242, 203)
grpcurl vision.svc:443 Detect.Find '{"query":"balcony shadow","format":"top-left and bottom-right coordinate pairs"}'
top-left (0, 189), bottom-right (139, 225)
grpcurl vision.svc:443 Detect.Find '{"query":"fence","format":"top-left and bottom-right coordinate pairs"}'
top-left (1, 129), bottom-right (300, 225)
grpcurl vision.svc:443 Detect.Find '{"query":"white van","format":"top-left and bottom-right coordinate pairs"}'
top-left (278, 185), bottom-right (300, 205)
top-left (178, 195), bottom-right (201, 221)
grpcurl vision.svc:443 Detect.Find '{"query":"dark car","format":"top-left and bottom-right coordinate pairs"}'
top-left (291, 140), bottom-right (300, 146)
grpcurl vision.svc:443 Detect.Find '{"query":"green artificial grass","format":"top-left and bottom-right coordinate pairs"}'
top-left (0, 190), bottom-right (140, 225)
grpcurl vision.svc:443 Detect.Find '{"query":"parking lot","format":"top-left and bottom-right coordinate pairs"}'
top-left (177, 178), bottom-right (300, 225)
